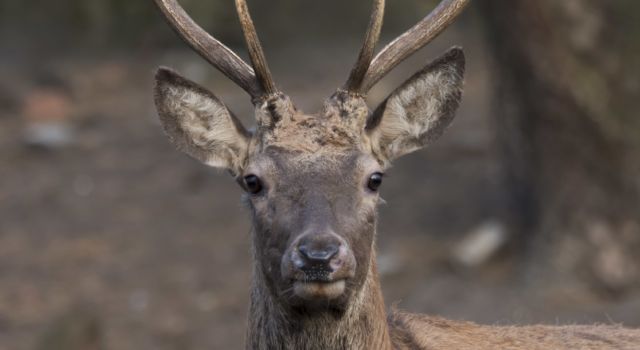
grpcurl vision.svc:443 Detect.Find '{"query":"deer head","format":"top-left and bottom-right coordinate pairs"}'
top-left (154, 0), bottom-right (467, 314)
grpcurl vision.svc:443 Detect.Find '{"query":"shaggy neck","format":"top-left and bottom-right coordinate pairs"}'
top-left (245, 252), bottom-right (392, 350)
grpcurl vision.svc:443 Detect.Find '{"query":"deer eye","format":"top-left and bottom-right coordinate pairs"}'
top-left (244, 175), bottom-right (263, 194)
top-left (367, 172), bottom-right (384, 192)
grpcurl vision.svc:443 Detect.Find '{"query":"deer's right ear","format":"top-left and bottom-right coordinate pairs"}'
top-left (365, 47), bottom-right (465, 163)
top-left (154, 68), bottom-right (251, 174)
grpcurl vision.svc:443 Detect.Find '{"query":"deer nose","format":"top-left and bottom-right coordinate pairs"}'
top-left (284, 232), bottom-right (356, 283)
top-left (298, 243), bottom-right (339, 263)
top-left (294, 234), bottom-right (343, 274)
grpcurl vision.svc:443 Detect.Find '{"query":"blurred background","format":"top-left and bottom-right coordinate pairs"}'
top-left (1, 0), bottom-right (639, 349)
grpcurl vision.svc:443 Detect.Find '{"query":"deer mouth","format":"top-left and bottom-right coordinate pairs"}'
top-left (293, 279), bottom-right (346, 300)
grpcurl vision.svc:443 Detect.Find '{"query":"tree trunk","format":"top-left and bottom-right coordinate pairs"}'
top-left (480, 0), bottom-right (640, 296)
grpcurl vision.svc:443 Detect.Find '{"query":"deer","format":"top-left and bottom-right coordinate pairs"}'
top-left (151, 0), bottom-right (640, 348)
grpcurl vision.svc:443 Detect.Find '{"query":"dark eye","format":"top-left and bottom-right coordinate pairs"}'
top-left (244, 175), bottom-right (263, 194)
top-left (367, 172), bottom-right (384, 192)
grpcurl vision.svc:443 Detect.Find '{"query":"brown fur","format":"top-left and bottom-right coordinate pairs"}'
top-left (251, 91), bottom-right (369, 154)
top-left (247, 252), bottom-right (391, 350)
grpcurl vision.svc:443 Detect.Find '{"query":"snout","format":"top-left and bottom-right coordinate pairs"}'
top-left (282, 232), bottom-right (356, 300)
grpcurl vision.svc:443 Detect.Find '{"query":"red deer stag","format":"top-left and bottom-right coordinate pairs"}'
top-left (152, 0), bottom-right (640, 348)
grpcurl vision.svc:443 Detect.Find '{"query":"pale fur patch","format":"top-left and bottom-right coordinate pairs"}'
top-left (293, 280), bottom-right (346, 300)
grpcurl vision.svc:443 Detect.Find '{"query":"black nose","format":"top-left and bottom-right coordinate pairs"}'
top-left (288, 233), bottom-right (352, 282)
top-left (298, 243), bottom-right (339, 263)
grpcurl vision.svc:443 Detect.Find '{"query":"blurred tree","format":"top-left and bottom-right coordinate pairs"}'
top-left (0, 0), bottom-right (230, 50)
top-left (0, 0), bottom-right (438, 51)
top-left (481, 0), bottom-right (640, 295)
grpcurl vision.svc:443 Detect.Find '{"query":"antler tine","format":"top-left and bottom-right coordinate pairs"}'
top-left (361, 0), bottom-right (471, 93)
top-left (235, 0), bottom-right (278, 97)
top-left (154, 0), bottom-right (271, 99)
top-left (344, 0), bottom-right (386, 94)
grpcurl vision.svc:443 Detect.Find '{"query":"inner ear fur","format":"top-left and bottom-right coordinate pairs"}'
top-left (154, 67), bottom-right (250, 174)
top-left (366, 47), bottom-right (465, 162)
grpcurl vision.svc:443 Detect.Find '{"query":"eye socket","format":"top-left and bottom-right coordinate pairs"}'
top-left (243, 174), bottom-right (263, 194)
top-left (367, 172), bottom-right (384, 192)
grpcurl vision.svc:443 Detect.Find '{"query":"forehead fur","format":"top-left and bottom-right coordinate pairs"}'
top-left (251, 91), bottom-right (371, 155)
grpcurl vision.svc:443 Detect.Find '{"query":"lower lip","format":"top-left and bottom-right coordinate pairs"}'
top-left (293, 280), bottom-right (346, 300)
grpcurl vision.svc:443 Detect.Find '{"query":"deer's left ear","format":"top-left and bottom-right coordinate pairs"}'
top-left (366, 47), bottom-right (465, 162)
top-left (154, 68), bottom-right (251, 175)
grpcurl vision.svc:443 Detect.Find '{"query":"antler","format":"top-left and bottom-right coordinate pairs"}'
top-left (344, 0), bottom-right (385, 94)
top-left (154, 0), bottom-right (277, 100)
top-left (359, 0), bottom-right (471, 93)
top-left (235, 0), bottom-right (277, 96)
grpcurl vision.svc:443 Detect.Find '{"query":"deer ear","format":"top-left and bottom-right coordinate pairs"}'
top-left (366, 47), bottom-right (465, 162)
top-left (154, 67), bottom-right (250, 174)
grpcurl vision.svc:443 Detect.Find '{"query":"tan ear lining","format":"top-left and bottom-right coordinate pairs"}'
top-left (366, 47), bottom-right (465, 162)
top-left (154, 67), bottom-right (251, 173)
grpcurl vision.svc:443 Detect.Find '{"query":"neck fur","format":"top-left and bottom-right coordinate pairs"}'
top-left (246, 251), bottom-right (391, 350)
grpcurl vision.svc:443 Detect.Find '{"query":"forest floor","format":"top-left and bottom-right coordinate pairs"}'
top-left (1, 37), bottom-right (639, 349)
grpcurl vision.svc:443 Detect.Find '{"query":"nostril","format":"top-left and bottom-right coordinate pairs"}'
top-left (298, 243), bottom-right (339, 262)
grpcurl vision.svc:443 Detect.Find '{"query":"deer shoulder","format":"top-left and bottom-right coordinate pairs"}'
top-left (389, 311), bottom-right (639, 350)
